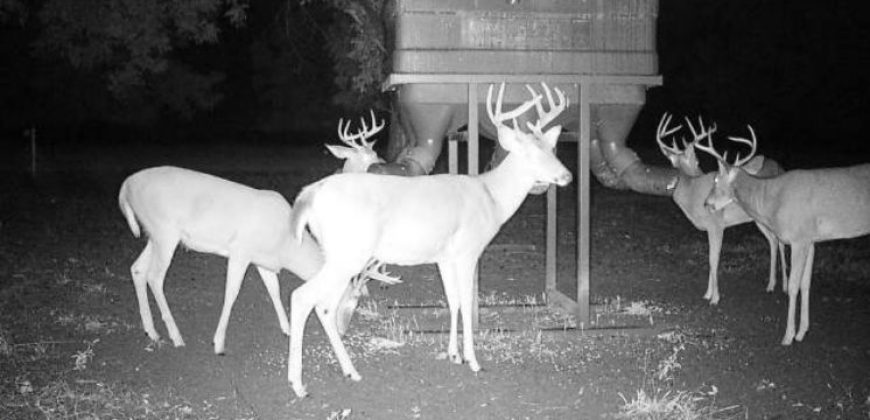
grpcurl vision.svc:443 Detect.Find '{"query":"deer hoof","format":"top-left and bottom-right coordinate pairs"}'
top-left (291, 383), bottom-right (308, 399)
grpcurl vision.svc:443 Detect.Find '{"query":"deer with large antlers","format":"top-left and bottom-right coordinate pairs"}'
top-left (285, 82), bottom-right (572, 398)
top-left (325, 110), bottom-right (386, 173)
top-left (656, 114), bottom-right (787, 304)
top-left (118, 115), bottom-right (392, 354)
top-left (699, 126), bottom-right (870, 345)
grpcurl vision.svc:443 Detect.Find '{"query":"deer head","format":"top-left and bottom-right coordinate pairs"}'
top-left (326, 110), bottom-right (386, 173)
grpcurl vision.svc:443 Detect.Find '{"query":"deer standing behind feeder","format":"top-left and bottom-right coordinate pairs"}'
top-left (656, 113), bottom-right (787, 304)
top-left (698, 126), bottom-right (870, 345)
top-left (118, 114), bottom-right (392, 354)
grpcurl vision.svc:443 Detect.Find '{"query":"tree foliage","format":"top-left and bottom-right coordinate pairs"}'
top-left (29, 0), bottom-right (248, 122)
top-left (301, 0), bottom-right (392, 110)
top-left (0, 0), bottom-right (26, 25)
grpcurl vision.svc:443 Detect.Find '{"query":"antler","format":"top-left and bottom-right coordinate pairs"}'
top-left (337, 110), bottom-right (385, 150)
top-left (693, 122), bottom-right (757, 168)
top-left (683, 116), bottom-right (717, 148)
top-left (525, 82), bottom-right (568, 134)
top-left (726, 125), bottom-right (758, 167)
top-left (486, 82), bottom-right (541, 133)
top-left (655, 112), bottom-right (684, 156)
top-left (360, 258), bottom-right (402, 285)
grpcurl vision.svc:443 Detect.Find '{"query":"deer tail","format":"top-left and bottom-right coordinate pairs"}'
top-left (290, 182), bottom-right (322, 244)
top-left (117, 179), bottom-right (141, 238)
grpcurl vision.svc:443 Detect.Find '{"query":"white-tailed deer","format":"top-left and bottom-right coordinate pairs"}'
top-left (285, 82), bottom-right (572, 398)
top-left (325, 110), bottom-right (385, 173)
top-left (656, 113), bottom-right (787, 304)
top-left (700, 126), bottom-right (870, 345)
top-left (119, 115), bottom-right (392, 354)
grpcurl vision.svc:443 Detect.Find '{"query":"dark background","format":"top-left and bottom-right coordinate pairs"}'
top-left (1, 0), bottom-right (869, 169)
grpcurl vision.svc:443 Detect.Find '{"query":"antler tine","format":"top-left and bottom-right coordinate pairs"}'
top-left (726, 125), bottom-right (758, 167)
top-left (655, 113), bottom-right (683, 156)
top-left (354, 109), bottom-right (385, 148)
top-left (683, 115), bottom-right (718, 146)
top-left (362, 259), bottom-right (402, 285)
top-left (486, 82), bottom-right (541, 131)
top-left (337, 118), bottom-right (363, 150)
top-left (527, 82), bottom-right (567, 130)
top-left (692, 120), bottom-right (728, 163)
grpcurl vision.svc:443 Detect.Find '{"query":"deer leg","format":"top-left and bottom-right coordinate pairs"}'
top-left (705, 227), bottom-right (724, 305)
top-left (314, 284), bottom-right (361, 381)
top-left (288, 281), bottom-right (314, 398)
top-left (213, 256), bottom-right (249, 355)
top-left (131, 241), bottom-right (160, 342)
top-left (778, 242), bottom-right (789, 293)
top-left (257, 267), bottom-right (291, 336)
top-left (456, 258), bottom-right (481, 372)
top-left (758, 224), bottom-right (779, 292)
top-left (287, 263), bottom-right (362, 398)
top-left (782, 242), bottom-right (809, 346)
top-left (145, 236), bottom-right (185, 347)
top-left (437, 262), bottom-right (462, 365)
top-left (795, 244), bottom-right (815, 342)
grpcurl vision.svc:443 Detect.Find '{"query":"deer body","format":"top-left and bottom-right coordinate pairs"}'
top-left (119, 115), bottom-right (388, 354)
top-left (658, 115), bottom-right (786, 303)
top-left (119, 166), bottom-right (328, 353)
top-left (727, 166), bottom-right (870, 243)
top-left (671, 157), bottom-right (787, 301)
top-left (284, 82), bottom-right (572, 398)
top-left (701, 126), bottom-right (870, 345)
top-left (296, 167), bottom-right (532, 268)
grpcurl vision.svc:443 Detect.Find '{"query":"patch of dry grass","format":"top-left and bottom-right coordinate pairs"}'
top-left (1, 379), bottom-right (201, 420)
top-left (615, 327), bottom-right (743, 420)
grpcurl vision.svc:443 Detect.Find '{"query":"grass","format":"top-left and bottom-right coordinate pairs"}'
top-left (615, 327), bottom-right (743, 420)
top-left (2, 379), bottom-right (201, 420)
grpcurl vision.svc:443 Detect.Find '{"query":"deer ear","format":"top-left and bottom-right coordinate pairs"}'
top-left (325, 144), bottom-right (353, 160)
top-left (541, 125), bottom-right (562, 148)
top-left (742, 155), bottom-right (764, 175)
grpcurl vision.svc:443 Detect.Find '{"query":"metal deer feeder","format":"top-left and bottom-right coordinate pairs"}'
top-left (374, 0), bottom-right (671, 325)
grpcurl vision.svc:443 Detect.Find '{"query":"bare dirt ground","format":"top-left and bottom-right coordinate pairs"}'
top-left (1, 139), bottom-right (869, 419)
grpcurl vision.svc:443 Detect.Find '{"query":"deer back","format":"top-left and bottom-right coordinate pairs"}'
top-left (292, 172), bottom-right (504, 266)
top-left (120, 166), bottom-right (323, 277)
top-left (735, 164), bottom-right (870, 243)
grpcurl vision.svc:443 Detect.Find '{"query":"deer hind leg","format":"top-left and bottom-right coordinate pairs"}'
top-left (795, 243), bottom-right (815, 342)
top-left (782, 242), bottom-right (810, 345)
top-left (212, 256), bottom-right (250, 355)
top-left (314, 281), bottom-right (362, 380)
top-left (257, 267), bottom-right (291, 336)
top-left (144, 234), bottom-right (185, 347)
top-left (705, 227), bottom-right (724, 305)
top-left (287, 262), bottom-right (364, 398)
top-left (131, 240), bottom-right (160, 342)
top-left (437, 262), bottom-right (462, 365)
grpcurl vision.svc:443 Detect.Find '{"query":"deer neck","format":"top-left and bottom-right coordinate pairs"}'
top-left (678, 162), bottom-right (704, 178)
top-left (478, 153), bottom-right (537, 223)
top-left (732, 169), bottom-right (776, 227)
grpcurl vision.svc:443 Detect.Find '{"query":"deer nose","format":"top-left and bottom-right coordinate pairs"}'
top-left (555, 171), bottom-right (573, 186)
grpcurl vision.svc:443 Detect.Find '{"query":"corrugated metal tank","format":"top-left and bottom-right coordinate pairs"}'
top-left (393, 0), bottom-right (658, 76)
top-left (377, 0), bottom-right (673, 195)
